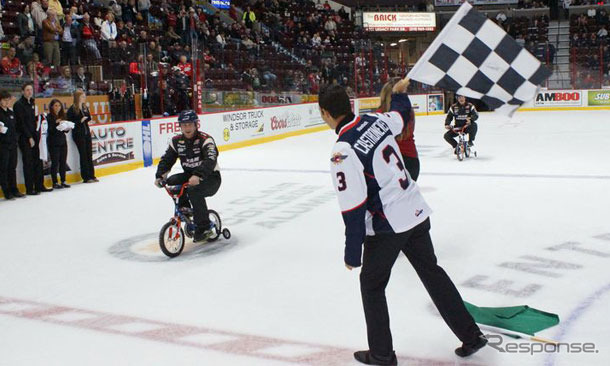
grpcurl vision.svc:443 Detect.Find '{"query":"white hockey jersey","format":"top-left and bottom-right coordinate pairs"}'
top-left (330, 93), bottom-right (431, 267)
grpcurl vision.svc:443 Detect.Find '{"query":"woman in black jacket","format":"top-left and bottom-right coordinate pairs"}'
top-left (67, 90), bottom-right (97, 183)
top-left (47, 99), bottom-right (70, 189)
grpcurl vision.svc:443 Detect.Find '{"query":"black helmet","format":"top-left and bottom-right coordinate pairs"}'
top-left (178, 109), bottom-right (198, 125)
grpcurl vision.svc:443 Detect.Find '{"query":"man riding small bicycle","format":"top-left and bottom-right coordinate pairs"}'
top-left (155, 110), bottom-right (221, 242)
top-left (444, 94), bottom-right (479, 154)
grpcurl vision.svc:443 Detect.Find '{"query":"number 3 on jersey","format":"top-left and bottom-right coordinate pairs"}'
top-left (382, 145), bottom-right (409, 190)
top-left (336, 172), bottom-right (347, 191)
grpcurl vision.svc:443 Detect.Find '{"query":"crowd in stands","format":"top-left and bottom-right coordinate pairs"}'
top-left (569, 7), bottom-right (610, 87)
top-left (2, 0), bottom-right (609, 119)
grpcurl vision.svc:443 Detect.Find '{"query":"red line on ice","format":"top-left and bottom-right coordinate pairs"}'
top-left (0, 296), bottom-right (480, 365)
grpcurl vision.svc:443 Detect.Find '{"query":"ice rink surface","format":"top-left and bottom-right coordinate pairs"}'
top-left (1, 110), bottom-right (609, 366)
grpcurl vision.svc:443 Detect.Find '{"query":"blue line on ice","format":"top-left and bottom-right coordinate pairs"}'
top-left (544, 282), bottom-right (610, 366)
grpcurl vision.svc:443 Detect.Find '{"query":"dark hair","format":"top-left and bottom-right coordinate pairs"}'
top-left (318, 84), bottom-right (351, 118)
top-left (49, 99), bottom-right (66, 119)
top-left (0, 90), bottom-right (12, 100)
top-left (22, 82), bottom-right (34, 91)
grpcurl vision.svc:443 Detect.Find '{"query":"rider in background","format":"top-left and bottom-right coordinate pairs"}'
top-left (378, 78), bottom-right (420, 181)
top-left (155, 110), bottom-right (221, 242)
top-left (444, 95), bottom-right (478, 154)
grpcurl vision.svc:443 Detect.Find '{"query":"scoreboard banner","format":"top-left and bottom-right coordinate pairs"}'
top-left (210, 0), bottom-right (230, 9)
top-left (363, 12), bottom-right (436, 32)
top-left (435, 0), bottom-right (518, 6)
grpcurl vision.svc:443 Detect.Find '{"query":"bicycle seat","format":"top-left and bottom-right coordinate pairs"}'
top-left (167, 185), bottom-right (184, 194)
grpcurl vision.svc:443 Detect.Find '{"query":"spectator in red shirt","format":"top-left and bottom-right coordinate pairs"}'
top-left (177, 55), bottom-right (192, 78)
top-left (80, 13), bottom-right (101, 60)
top-left (378, 77), bottom-right (420, 181)
top-left (1, 48), bottom-right (24, 77)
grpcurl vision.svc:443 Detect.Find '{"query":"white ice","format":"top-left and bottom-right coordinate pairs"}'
top-left (1, 110), bottom-right (609, 366)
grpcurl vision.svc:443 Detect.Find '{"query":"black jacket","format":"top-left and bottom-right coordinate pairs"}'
top-left (46, 114), bottom-right (69, 146)
top-left (17, 13), bottom-right (35, 38)
top-left (156, 131), bottom-right (220, 180)
top-left (445, 102), bottom-right (479, 128)
top-left (74, 74), bottom-right (89, 92)
top-left (13, 96), bottom-right (37, 141)
top-left (0, 107), bottom-right (18, 148)
top-left (66, 104), bottom-right (92, 139)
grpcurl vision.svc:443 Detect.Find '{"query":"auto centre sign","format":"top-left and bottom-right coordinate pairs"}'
top-left (363, 12), bottom-right (436, 32)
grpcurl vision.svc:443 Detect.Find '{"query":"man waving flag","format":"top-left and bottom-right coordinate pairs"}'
top-left (408, 2), bottom-right (552, 115)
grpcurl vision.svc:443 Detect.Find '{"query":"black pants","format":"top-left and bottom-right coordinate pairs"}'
top-left (74, 134), bottom-right (96, 181)
top-left (18, 138), bottom-right (44, 192)
top-left (444, 123), bottom-right (478, 148)
top-left (402, 156), bottom-right (420, 182)
top-left (166, 172), bottom-right (221, 231)
top-left (0, 146), bottom-right (19, 197)
top-left (49, 144), bottom-right (68, 184)
top-left (360, 218), bottom-right (480, 357)
top-left (61, 42), bottom-right (77, 66)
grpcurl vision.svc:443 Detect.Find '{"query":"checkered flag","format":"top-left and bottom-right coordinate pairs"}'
top-left (408, 2), bottom-right (552, 115)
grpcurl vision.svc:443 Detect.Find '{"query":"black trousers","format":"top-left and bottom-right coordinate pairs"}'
top-left (402, 156), bottom-right (420, 182)
top-left (74, 134), bottom-right (96, 181)
top-left (61, 41), bottom-right (77, 66)
top-left (166, 172), bottom-right (221, 231)
top-left (49, 144), bottom-right (68, 184)
top-left (0, 146), bottom-right (19, 197)
top-left (18, 138), bottom-right (44, 192)
top-left (360, 218), bottom-right (480, 357)
top-left (444, 123), bottom-right (478, 148)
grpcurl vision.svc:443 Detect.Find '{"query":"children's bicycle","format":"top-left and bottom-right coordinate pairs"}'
top-left (159, 182), bottom-right (231, 258)
top-left (453, 127), bottom-right (477, 161)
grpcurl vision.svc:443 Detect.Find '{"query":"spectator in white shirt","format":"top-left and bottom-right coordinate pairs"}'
top-left (324, 17), bottom-right (337, 32)
top-left (216, 32), bottom-right (226, 47)
top-left (101, 13), bottom-right (117, 56)
top-left (598, 25), bottom-right (608, 39)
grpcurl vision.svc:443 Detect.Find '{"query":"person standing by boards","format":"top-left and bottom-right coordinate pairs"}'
top-left (319, 79), bottom-right (487, 365)
top-left (67, 89), bottom-right (98, 183)
top-left (0, 90), bottom-right (25, 200)
top-left (14, 82), bottom-right (51, 195)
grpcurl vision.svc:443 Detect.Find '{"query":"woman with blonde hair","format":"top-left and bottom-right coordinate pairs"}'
top-left (377, 77), bottom-right (420, 181)
top-left (67, 89), bottom-right (98, 183)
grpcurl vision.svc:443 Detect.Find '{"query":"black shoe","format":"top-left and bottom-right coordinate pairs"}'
top-left (193, 228), bottom-right (214, 243)
top-left (468, 141), bottom-right (474, 147)
top-left (12, 191), bottom-right (25, 198)
top-left (38, 186), bottom-right (53, 192)
top-left (61, 183), bottom-right (71, 188)
top-left (27, 190), bottom-right (40, 196)
top-left (353, 351), bottom-right (397, 366)
top-left (4, 194), bottom-right (15, 201)
top-left (53, 183), bottom-right (63, 189)
top-left (455, 334), bottom-right (488, 357)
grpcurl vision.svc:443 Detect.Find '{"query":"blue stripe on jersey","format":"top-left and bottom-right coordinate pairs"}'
top-left (339, 114), bottom-right (395, 235)
top-left (365, 174), bottom-right (394, 234)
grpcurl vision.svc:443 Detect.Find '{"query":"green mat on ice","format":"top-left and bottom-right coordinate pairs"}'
top-left (464, 301), bottom-right (560, 335)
